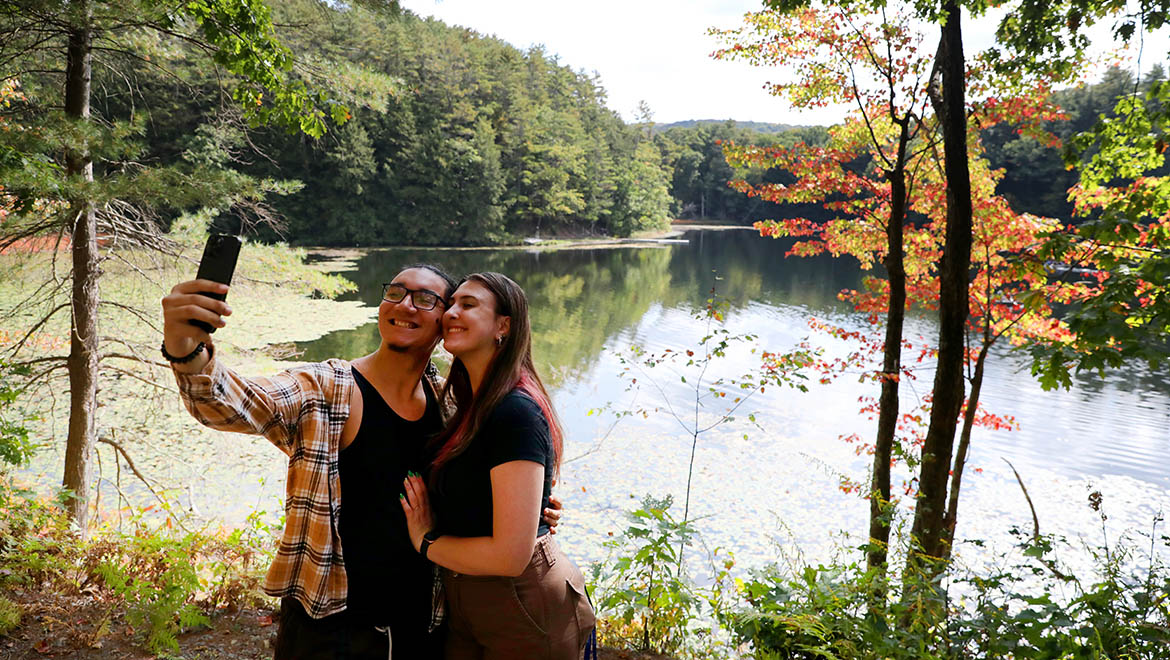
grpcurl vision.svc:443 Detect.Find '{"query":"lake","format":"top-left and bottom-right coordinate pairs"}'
top-left (295, 228), bottom-right (1169, 575)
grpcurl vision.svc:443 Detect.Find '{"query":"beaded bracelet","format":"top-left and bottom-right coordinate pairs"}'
top-left (161, 341), bottom-right (205, 364)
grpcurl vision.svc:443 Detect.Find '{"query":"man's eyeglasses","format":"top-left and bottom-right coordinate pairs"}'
top-left (382, 283), bottom-right (446, 311)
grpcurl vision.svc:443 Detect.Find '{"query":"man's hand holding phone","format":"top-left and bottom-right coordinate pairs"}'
top-left (161, 280), bottom-right (233, 372)
top-left (162, 233), bottom-right (241, 372)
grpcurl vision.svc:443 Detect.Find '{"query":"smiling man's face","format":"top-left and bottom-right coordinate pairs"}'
top-left (377, 268), bottom-right (449, 354)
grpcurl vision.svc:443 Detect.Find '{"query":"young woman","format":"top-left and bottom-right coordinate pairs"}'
top-left (399, 272), bottom-right (595, 660)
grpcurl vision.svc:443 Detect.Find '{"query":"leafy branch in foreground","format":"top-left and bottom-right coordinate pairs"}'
top-left (1030, 75), bottom-right (1170, 388)
top-left (590, 494), bottom-right (737, 660)
top-left (0, 358), bottom-right (36, 467)
top-left (616, 280), bottom-right (817, 531)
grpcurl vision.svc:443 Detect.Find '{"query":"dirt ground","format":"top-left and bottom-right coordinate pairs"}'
top-left (597, 651), bottom-right (674, 660)
top-left (0, 588), bottom-right (275, 660)
top-left (0, 589), bottom-right (668, 660)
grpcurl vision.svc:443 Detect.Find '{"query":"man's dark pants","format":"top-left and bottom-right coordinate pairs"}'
top-left (274, 598), bottom-right (445, 659)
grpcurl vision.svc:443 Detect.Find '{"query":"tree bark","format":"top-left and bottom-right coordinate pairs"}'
top-left (941, 343), bottom-right (989, 559)
top-left (908, 0), bottom-right (973, 571)
top-left (867, 121), bottom-right (910, 579)
top-left (61, 0), bottom-right (98, 533)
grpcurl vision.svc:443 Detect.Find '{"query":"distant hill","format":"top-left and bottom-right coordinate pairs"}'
top-left (654, 119), bottom-right (809, 134)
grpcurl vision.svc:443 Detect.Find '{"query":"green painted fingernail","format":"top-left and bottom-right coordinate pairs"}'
top-left (399, 493), bottom-right (406, 500)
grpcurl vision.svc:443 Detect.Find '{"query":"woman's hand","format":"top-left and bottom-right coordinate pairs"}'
top-left (400, 471), bottom-right (435, 553)
top-left (543, 493), bottom-right (563, 534)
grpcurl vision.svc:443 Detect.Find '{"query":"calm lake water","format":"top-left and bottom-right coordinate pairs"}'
top-left (295, 229), bottom-right (1169, 573)
top-left (14, 227), bottom-right (1163, 584)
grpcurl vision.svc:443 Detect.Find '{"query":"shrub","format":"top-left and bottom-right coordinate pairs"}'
top-left (0, 478), bottom-right (277, 655)
top-left (0, 481), bottom-right (77, 588)
top-left (729, 559), bottom-right (950, 660)
top-left (948, 520), bottom-right (1170, 659)
top-left (591, 494), bottom-right (737, 659)
top-left (729, 509), bottom-right (1170, 659)
top-left (0, 596), bottom-right (21, 636)
top-left (0, 359), bottom-right (35, 467)
top-left (90, 532), bottom-right (211, 655)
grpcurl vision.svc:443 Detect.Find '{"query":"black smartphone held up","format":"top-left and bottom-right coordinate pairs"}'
top-left (190, 233), bottom-right (242, 334)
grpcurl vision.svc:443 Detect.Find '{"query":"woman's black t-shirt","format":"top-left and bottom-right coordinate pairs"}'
top-left (435, 389), bottom-right (554, 538)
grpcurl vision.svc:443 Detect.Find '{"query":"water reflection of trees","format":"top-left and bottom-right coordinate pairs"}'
top-left (665, 230), bottom-right (863, 313)
top-left (523, 249), bottom-right (674, 386)
top-left (295, 246), bottom-right (676, 388)
top-left (294, 231), bottom-right (868, 387)
top-left (1069, 359), bottom-right (1170, 397)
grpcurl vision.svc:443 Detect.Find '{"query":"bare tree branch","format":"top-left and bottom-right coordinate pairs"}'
top-left (97, 435), bottom-right (192, 532)
top-left (25, 361), bottom-right (69, 387)
top-left (98, 299), bottom-right (163, 334)
top-left (99, 334), bottom-right (157, 363)
top-left (100, 363), bottom-right (175, 392)
top-left (10, 354), bottom-right (67, 368)
top-left (0, 272), bottom-right (69, 324)
top-left (2, 302), bottom-right (68, 359)
top-left (100, 351), bottom-right (169, 370)
top-left (1003, 458), bottom-right (1073, 581)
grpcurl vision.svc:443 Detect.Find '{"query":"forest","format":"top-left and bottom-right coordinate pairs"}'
top-left (4, 0), bottom-right (1162, 248)
top-left (1, 0), bottom-right (1169, 658)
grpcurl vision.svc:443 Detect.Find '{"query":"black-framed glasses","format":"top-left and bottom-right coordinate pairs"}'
top-left (382, 283), bottom-right (446, 310)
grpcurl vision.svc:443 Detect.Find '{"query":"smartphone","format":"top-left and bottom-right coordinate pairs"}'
top-left (190, 234), bottom-right (241, 334)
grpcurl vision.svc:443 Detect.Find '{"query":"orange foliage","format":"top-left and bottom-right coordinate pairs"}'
top-left (714, 4), bottom-right (1095, 496)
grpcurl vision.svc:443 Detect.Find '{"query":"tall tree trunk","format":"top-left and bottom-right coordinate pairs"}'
top-left (867, 125), bottom-right (910, 580)
top-left (941, 343), bottom-right (989, 559)
top-left (908, 0), bottom-right (973, 572)
top-left (61, 0), bottom-right (98, 533)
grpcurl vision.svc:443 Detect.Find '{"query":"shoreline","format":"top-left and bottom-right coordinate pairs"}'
top-left (302, 221), bottom-right (756, 260)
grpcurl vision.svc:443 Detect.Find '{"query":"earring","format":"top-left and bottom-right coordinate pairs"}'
top-left (495, 335), bottom-right (505, 346)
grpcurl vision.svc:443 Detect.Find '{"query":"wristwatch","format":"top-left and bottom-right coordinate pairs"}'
top-left (419, 529), bottom-right (440, 560)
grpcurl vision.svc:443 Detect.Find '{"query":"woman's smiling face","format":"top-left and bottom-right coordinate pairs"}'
top-left (442, 279), bottom-right (509, 358)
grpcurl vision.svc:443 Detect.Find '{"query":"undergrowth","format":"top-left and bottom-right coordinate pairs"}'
top-left (0, 477), bottom-right (278, 656)
top-left (589, 491), bottom-right (1169, 659)
top-left (726, 504), bottom-right (1170, 659)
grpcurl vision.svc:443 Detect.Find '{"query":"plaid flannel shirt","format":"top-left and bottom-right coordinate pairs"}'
top-left (174, 352), bottom-right (452, 625)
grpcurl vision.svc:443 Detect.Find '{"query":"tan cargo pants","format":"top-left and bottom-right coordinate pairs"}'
top-left (442, 534), bottom-right (596, 660)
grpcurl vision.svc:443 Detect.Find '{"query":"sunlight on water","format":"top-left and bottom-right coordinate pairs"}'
top-left (290, 229), bottom-right (1170, 577)
top-left (40, 229), bottom-right (1161, 579)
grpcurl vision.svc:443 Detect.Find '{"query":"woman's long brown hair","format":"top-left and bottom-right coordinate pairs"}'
top-left (428, 272), bottom-right (563, 488)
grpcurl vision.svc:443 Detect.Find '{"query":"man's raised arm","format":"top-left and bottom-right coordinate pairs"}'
top-left (161, 279), bottom-right (310, 454)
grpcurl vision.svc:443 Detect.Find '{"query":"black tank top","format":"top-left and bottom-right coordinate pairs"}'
top-left (338, 367), bottom-right (442, 627)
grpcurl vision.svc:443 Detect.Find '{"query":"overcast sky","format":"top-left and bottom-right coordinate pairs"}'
top-left (399, 1), bottom-right (1170, 126)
